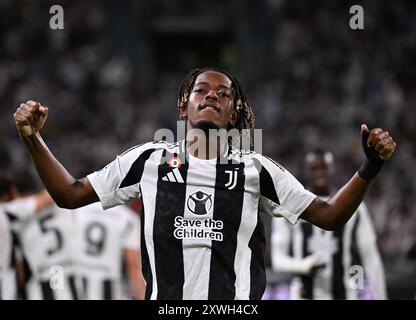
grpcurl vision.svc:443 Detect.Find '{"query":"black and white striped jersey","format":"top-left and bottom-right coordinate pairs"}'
top-left (15, 203), bottom-right (140, 300)
top-left (87, 140), bottom-right (316, 300)
top-left (16, 205), bottom-right (78, 300)
top-left (69, 203), bottom-right (141, 300)
top-left (271, 200), bottom-right (387, 300)
top-left (0, 197), bottom-right (37, 300)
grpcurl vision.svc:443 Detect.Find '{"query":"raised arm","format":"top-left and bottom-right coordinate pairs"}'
top-left (300, 124), bottom-right (396, 230)
top-left (14, 100), bottom-right (98, 209)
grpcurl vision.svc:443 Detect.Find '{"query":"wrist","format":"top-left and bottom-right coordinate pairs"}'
top-left (21, 132), bottom-right (43, 151)
top-left (358, 158), bottom-right (384, 180)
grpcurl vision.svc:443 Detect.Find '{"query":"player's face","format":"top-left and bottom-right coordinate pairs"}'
top-left (182, 71), bottom-right (237, 131)
top-left (305, 154), bottom-right (332, 190)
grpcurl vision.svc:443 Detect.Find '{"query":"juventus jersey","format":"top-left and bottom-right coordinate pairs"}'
top-left (271, 199), bottom-right (387, 300)
top-left (87, 140), bottom-right (316, 300)
top-left (0, 197), bottom-right (37, 300)
top-left (16, 205), bottom-right (78, 300)
top-left (67, 203), bottom-right (140, 300)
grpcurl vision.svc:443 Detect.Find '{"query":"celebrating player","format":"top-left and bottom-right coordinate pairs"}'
top-left (13, 67), bottom-right (396, 299)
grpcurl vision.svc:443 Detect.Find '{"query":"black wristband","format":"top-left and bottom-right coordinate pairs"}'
top-left (358, 129), bottom-right (385, 180)
top-left (358, 158), bottom-right (384, 180)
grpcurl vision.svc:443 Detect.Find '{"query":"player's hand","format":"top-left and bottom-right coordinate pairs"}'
top-left (302, 255), bottom-right (326, 275)
top-left (358, 124), bottom-right (396, 180)
top-left (14, 100), bottom-right (48, 137)
top-left (362, 124), bottom-right (396, 161)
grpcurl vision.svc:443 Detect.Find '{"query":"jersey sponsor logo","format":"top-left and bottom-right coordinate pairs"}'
top-left (186, 191), bottom-right (212, 215)
top-left (161, 168), bottom-right (185, 183)
top-left (173, 216), bottom-right (223, 241)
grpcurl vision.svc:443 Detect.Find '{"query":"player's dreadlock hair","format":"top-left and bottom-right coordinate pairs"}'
top-left (177, 67), bottom-right (255, 130)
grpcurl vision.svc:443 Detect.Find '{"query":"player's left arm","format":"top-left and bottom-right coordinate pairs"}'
top-left (300, 125), bottom-right (396, 230)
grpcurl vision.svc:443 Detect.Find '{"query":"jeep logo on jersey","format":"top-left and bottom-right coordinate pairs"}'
top-left (187, 191), bottom-right (213, 215)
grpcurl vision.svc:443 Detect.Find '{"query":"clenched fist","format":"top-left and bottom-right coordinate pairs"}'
top-left (14, 100), bottom-right (48, 137)
top-left (358, 124), bottom-right (396, 180)
top-left (361, 124), bottom-right (396, 161)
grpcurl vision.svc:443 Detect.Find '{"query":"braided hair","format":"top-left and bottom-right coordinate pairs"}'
top-left (177, 67), bottom-right (255, 131)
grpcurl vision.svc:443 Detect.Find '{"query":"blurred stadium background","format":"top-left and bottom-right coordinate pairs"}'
top-left (0, 0), bottom-right (415, 299)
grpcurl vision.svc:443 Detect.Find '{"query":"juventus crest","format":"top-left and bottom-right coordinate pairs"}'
top-left (225, 168), bottom-right (239, 190)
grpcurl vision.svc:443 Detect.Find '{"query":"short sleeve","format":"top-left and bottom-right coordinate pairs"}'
top-left (255, 155), bottom-right (316, 224)
top-left (87, 143), bottom-right (155, 209)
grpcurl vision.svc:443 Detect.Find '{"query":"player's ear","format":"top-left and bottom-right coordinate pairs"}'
top-left (229, 110), bottom-right (238, 126)
top-left (180, 102), bottom-right (188, 119)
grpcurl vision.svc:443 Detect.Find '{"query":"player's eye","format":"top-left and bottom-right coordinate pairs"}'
top-left (219, 91), bottom-right (230, 98)
top-left (194, 88), bottom-right (206, 93)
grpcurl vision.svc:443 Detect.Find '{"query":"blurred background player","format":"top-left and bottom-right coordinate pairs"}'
top-left (4, 169), bottom-right (77, 300)
top-left (17, 200), bottom-right (144, 300)
top-left (271, 149), bottom-right (387, 299)
top-left (16, 202), bottom-right (78, 299)
top-left (0, 170), bottom-right (53, 300)
top-left (68, 202), bottom-right (145, 300)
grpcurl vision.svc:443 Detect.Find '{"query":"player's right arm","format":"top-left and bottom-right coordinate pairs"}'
top-left (14, 100), bottom-right (98, 209)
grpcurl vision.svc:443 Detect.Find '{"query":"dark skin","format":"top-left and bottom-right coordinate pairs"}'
top-left (181, 71), bottom-right (237, 130)
top-left (180, 71), bottom-right (238, 159)
top-left (304, 152), bottom-right (334, 196)
top-left (13, 71), bottom-right (396, 229)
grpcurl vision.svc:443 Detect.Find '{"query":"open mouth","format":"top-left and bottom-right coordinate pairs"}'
top-left (199, 102), bottom-right (220, 113)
